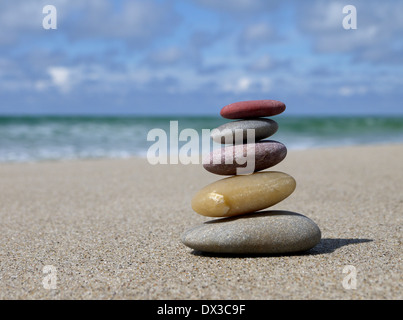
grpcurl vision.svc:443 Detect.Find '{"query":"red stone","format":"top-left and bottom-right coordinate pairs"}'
top-left (220, 100), bottom-right (286, 119)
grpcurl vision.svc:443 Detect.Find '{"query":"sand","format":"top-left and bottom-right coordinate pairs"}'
top-left (0, 144), bottom-right (401, 300)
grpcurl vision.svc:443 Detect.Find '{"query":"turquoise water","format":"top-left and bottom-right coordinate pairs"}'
top-left (1, 115), bottom-right (403, 162)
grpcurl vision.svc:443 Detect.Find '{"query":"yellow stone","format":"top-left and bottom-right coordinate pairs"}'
top-left (191, 171), bottom-right (296, 217)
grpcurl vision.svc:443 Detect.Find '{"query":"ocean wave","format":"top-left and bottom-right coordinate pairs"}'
top-left (0, 115), bottom-right (403, 163)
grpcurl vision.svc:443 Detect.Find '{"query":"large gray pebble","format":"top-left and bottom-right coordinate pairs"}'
top-left (211, 119), bottom-right (278, 144)
top-left (181, 211), bottom-right (321, 254)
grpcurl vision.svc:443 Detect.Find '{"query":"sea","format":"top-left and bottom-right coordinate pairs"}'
top-left (1, 115), bottom-right (403, 163)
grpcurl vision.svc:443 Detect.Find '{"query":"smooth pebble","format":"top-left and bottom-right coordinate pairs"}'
top-left (181, 210), bottom-right (321, 254)
top-left (203, 140), bottom-right (287, 175)
top-left (211, 118), bottom-right (278, 144)
top-left (191, 171), bottom-right (296, 217)
top-left (220, 100), bottom-right (286, 119)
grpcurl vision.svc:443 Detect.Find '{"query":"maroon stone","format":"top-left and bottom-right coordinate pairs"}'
top-left (220, 100), bottom-right (286, 119)
top-left (203, 140), bottom-right (287, 175)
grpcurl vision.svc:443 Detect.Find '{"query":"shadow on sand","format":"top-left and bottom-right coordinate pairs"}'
top-left (191, 238), bottom-right (373, 258)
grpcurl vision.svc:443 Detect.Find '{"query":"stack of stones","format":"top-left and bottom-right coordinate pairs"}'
top-left (181, 100), bottom-right (321, 255)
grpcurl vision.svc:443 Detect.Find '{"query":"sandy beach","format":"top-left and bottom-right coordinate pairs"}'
top-left (0, 144), bottom-right (401, 300)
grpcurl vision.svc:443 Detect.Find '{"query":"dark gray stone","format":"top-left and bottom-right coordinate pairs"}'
top-left (211, 119), bottom-right (278, 144)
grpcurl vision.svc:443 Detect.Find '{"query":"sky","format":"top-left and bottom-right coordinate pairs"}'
top-left (0, 0), bottom-right (402, 116)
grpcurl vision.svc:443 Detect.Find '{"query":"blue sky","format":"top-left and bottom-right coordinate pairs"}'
top-left (0, 0), bottom-right (402, 115)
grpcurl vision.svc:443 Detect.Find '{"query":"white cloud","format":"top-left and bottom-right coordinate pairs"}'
top-left (221, 76), bottom-right (272, 94)
top-left (145, 47), bottom-right (185, 66)
top-left (48, 66), bottom-right (72, 93)
top-left (338, 85), bottom-right (368, 97)
top-left (238, 22), bottom-right (278, 53)
top-left (302, 1), bottom-right (343, 31)
top-left (247, 54), bottom-right (273, 72)
top-left (34, 80), bottom-right (48, 92)
top-left (298, 0), bottom-right (403, 62)
top-left (0, 0), bottom-right (72, 44)
top-left (0, 0), bottom-right (180, 47)
top-left (71, 0), bottom-right (180, 46)
top-left (237, 77), bottom-right (252, 92)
